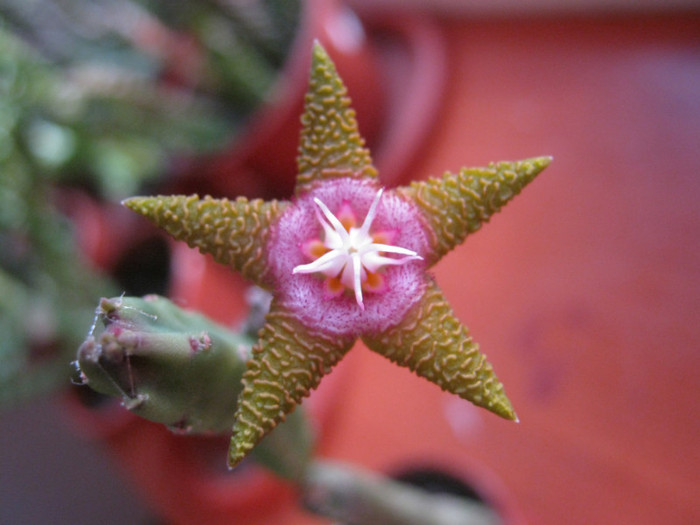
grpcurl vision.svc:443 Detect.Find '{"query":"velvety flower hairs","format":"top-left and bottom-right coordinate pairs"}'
top-left (124, 42), bottom-right (551, 468)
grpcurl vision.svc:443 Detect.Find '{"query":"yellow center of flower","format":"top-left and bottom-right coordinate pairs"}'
top-left (292, 188), bottom-right (423, 309)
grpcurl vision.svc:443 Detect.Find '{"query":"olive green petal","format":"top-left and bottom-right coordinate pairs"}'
top-left (123, 195), bottom-right (288, 288)
top-left (362, 278), bottom-right (516, 421)
top-left (295, 42), bottom-right (377, 194)
top-left (228, 300), bottom-right (355, 468)
top-left (398, 156), bottom-right (551, 266)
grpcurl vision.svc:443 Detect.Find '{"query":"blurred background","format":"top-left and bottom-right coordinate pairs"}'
top-left (1, 1), bottom-right (698, 524)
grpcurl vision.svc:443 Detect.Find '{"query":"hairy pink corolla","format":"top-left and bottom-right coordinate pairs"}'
top-left (272, 178), bottom-right (426, 335)
top-left (292, 187), bottom-right (423, 307)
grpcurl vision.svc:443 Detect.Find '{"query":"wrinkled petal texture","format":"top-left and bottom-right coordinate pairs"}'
top-left (270, 178), bottom-right (429, 336)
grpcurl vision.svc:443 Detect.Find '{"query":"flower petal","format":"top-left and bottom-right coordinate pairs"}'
top-left (293, 249), bottom-right (346, 276)
top-left (352, 252), bottom-right (364, 309)
top-left (295, 42), bottom-right (377, 193)
top-left (123, 195), bottom-right (288, 287)
top-left (362, 278), bottom-right (517, 421)
top-left (314, 197), bottom-right (349, 243)
top-left (359, 187), bottom-right (383, 236)
top-left (316, 208), bottom-right (344, 249)
top-left (229, 300), bottom-right (355, 468)
top-left (361, 251), bottom-right (422, 274)
top-left (363, 243), bottom-right (422, 257)
top-left (397, 156), bottom-right (551, 266)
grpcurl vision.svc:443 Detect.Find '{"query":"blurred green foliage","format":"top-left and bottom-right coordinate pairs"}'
top-left (0, 0), bottom-right (300, 405)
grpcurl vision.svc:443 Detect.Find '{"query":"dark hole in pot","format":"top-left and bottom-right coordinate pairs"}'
top-left (392, 466), bottom-right (484, 503)
top-left (112, 236), bottom-right (171, 296)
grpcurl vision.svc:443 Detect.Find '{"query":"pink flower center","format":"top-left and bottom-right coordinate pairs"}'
top-left (292, 189), bottom-right (422, 309)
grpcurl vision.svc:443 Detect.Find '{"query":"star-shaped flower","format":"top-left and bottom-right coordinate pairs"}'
top-left (124, 42), bottom-right (551, 469)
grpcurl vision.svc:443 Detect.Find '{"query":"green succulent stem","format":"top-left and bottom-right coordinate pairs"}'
top-left (77, 295), bottom-right (249, 432)
top-left (75, 294), bottom-right (314, 479)
top-left (303, 461), bottom-right (500, 525)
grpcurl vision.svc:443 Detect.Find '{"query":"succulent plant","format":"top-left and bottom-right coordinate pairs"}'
top-left (123, 42), bottom-right (551, 469)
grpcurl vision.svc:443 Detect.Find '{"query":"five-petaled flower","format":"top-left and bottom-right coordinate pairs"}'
top-left (124, 42), bottom-right (551, 468)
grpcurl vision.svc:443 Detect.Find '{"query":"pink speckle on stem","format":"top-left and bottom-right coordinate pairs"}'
top-left (189, 332), bottom-right (212, 353)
